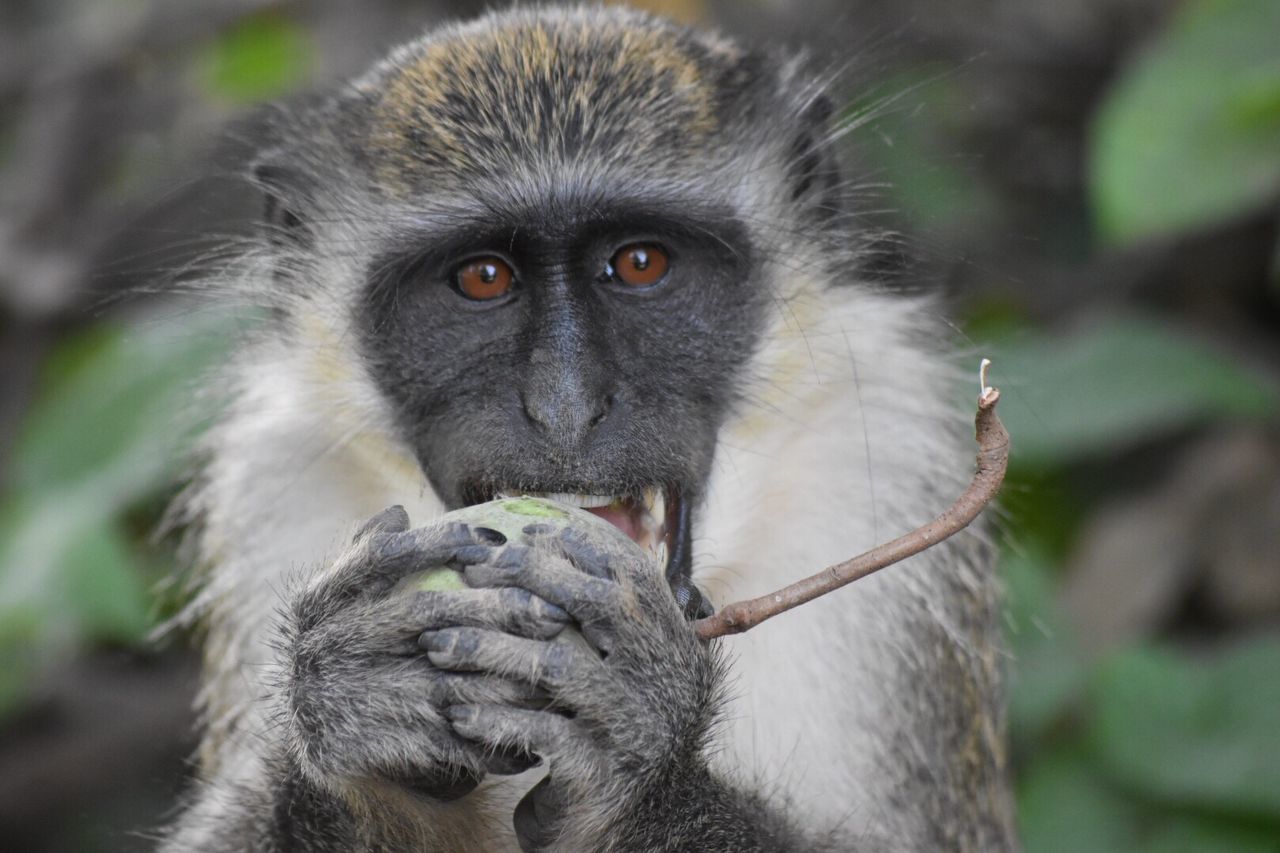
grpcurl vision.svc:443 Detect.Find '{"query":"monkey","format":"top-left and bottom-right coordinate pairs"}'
top-left (160, 5), bottom-right (1015, 851)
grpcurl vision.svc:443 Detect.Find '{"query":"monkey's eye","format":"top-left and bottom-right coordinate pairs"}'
top-left (606, 243), bottom-right (670, 288)
top-left (454, 256), bottom-right (515, 301)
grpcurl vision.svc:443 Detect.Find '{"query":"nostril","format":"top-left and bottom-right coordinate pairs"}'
top-left (589, 393), bottom-right (615, 429)
top-left (520, 393), bottom-right (545, 429)
top-left (518, 389), bottom-right (616, 439)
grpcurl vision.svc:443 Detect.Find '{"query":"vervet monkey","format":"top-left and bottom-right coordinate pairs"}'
top-left (163, 5), bottom-right (1013, 851)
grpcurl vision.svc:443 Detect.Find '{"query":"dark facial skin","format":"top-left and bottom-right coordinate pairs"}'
top-left (358, 186), bottom-right (765, 513)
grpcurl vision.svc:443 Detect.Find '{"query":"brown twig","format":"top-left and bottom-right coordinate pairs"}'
top-left (693, 359), bottom-right (1011, 640)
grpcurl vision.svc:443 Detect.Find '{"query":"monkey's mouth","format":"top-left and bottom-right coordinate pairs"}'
top-left (468, 485), bottom-right (691, 580)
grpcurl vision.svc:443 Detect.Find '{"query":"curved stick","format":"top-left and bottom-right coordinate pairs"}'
top-left (694, 360), bottom-right (1010, 640)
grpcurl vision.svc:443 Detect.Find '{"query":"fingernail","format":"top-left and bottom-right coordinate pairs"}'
top-left (444, 705), bottom-right (474, 724)
top-left (353, 506), bottom-right (410, 543)
top-left (541, 602), bottom-right (570, 622)
top-left (418, 630), bottom-right (451, 653)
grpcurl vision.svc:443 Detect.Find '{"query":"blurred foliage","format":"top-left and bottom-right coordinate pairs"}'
top-left (1091, 0), bottom-right (1280, 243)
top-left (199, 12), bottom-right (313, 103)
top-left (1009, 548), bottom-right (1280, 849)
top-left (0, 312), bottom-right (238, 718)
top-left (1093, 639), bottom-right (1280, 816)
top-left (991, 310), bottom-right (1280, 846)
top-left (849, 70), bottom-right (999, 239)
top-left (985, 309), bottom-right (1280, 847)
top-left (986, 312), bottom-right (1279, 465)
top-left (959, 2), bottom-right (1280, 845)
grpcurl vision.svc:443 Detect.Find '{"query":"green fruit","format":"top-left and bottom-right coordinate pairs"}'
top-left (493, 496), bottom-right (573, 520)
top-left (396, 497), bottom-right (647, 593)
top-left (406, 567), bottom-right (469, 592)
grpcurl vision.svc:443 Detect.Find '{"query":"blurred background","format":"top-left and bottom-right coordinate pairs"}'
top-left (1, 0), bottom-right (1277, 850)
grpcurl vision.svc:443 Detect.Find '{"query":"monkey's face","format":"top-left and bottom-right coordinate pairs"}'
top-left (356, 186), bottom-right (765, 576)
top-left (256, 8), bottom-right (839, 578)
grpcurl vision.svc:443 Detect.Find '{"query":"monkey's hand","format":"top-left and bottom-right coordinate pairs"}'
top-left (279, 506), bottom-right (569, 805)
top-left (422, 527), bottom-right (803, 852)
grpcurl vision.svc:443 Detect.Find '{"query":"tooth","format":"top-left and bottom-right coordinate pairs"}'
top-left (639, 487), bottom-right (664, 534)
top-left (524, 491), bottom-right (615, 509)
top-left (649, 488), bottom-right (666, 521)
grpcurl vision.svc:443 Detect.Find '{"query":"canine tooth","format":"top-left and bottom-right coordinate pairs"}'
top-left (640, 487), bottom-right (665, 533)
top-left (644, 488), bottom-right (665, 521)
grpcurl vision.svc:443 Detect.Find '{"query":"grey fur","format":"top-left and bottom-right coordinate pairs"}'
top-left (162, 5), bottom-right (1015, 852)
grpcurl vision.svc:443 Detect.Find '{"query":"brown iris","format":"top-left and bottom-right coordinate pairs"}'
top-left (455, 257), bottom-right (515, 300)
top-left (610, 243), bottom-right (669, 287)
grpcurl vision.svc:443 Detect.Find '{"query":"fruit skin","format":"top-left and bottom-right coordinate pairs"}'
top-left (397, 497), bottom-right (651, 594)
top-left (406, 568), bottom-right (469, 592)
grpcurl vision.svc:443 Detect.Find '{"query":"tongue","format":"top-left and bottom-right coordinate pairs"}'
top-left (585, 504), bottom-right (644, 543)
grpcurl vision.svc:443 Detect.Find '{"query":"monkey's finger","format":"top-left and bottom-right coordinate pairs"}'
top-left (463, 554), bottom-right (618, 627)
top-left (517, 523), bottom-right (615, 580)
top-left (444, 704), bottom-right (576, 758)
top-left (431, 672), bottom-right (553, 710)
top-left (419, 628), bottom-right (603, 695)
top-left (410, 587), bottom-right (569, 640)
top-left (377, 521), bottom-right (499, 568)
top-left (322, 520), bottom-right (499, 601)
top-left (352, 505), bottom-right (411, 544)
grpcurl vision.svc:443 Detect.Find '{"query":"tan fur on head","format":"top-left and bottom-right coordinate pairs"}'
top-left (367, 6), bottom-right (740, 189)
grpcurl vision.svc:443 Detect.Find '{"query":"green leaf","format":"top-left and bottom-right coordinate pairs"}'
top-left (1019, 748), bottom-right (1140, 853)
top-left (61, 521), bottom-right (152, 644)
top-left (0, 496), bottom-right (153, 663)
top-left (201, 13), bottom-right (311, 103)
top-left (844, 70), bottom-right (997, 235)
top-left (12, 313), bottom-right (234, 500)
top-left (1003, 550), bottom-right (1086, 746)
top-left (985, 313), bottom-right (1279, 465)
top-left (1091, 0), bottom-right (1280, 242)
top-left (1018, 744), bottom-right (1280, 852)
top-left (1090, 637), bottom-right (1280, 818)
top-left (0, 605), bottom-right (41, 720)
top-left (0, 311), bottom-right (239, 711)
top-left (1131, 817), bottom-right (1280, 853)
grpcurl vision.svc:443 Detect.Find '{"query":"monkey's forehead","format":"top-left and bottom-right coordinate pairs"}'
top-left (356, 7), bottom-right (754, 192)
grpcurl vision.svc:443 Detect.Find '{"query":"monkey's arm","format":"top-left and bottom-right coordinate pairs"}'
top-left (428, 527), bottom-right (853, 853)
top-left (163, 506), bottom-right (571, 853)
top-left (510, 754), bottom-right (847, 853)
top-left (160, 752), bottom-right (362, 853)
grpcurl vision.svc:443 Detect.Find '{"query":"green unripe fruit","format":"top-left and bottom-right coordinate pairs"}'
top-left (398, 496), bottom-right (650, 593)
top-left (407, 567), bottom-right (470, 592)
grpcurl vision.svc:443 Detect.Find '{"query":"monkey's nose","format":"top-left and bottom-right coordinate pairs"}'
top-left (519, 386), bottom-right (615, 447)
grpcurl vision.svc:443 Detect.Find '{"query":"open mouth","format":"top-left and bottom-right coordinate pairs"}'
top-left (468, 485), bottom-right (691, 582)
